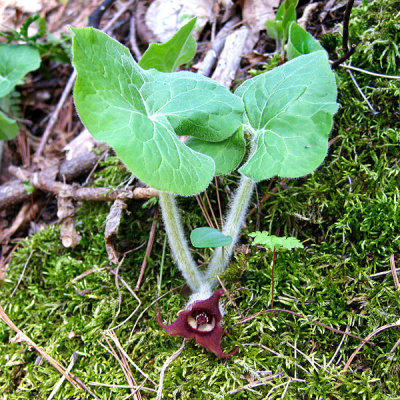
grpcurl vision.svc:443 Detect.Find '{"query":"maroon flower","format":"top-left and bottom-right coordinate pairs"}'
top-left (157, 289), bottom-right (239, 358)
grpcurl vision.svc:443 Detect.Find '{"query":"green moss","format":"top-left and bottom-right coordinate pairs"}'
top-left (349, 0), bottom-right (400, 74)
top-left (1, 1), bottom-right (400, 398)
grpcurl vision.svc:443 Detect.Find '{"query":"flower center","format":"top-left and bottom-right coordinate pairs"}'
top-left (187, 310), bottom-right (216, 332)
top-left (194, 311), bottom-right (210, 326)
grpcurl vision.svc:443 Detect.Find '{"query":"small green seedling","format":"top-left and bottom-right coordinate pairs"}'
top-left (71, 18), bottom-right (337, 356)
top-left (23, 179), bottom-right (35, 195)
top-left (265, 0), bottom-right (298, 52)
top-left (249, 231), bottom-right (304, 309)
top-left (0, 43), bottom-right (40, 141)
top-left (0, 41), bottom-right (40, 170)
top-left (0, 14), bottom-right (71, 63)
top-left (249, 231), bottom-right (304, 251)
top-left (287, 22), bottom-right (325, 60)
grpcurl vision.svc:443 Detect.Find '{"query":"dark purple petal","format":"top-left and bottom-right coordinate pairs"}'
top-left (156, 289), bottom-right (239, 358)
top-left (195, 324), bottom-right (239, 359)
top-left (156, 308), bottom-right (195, 339)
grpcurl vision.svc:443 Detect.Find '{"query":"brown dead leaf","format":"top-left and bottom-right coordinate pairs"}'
top-left (104, 199), bottom-right (127, 264)
top-left (64, 129), bottom-right (101, 161)
top-left (242, 0), bottom-right (279, 50)
top-left (144, 0), bottom-right (214, 42)
top-left (58, 196), bottom-right (81, 248)
top-left (243, 0), bottom-right (278, 32)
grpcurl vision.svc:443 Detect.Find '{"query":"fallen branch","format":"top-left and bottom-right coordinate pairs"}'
top-left (9, 165), bottom-right (158, 202)
top-left (0, 180), bottom-right (30, 210)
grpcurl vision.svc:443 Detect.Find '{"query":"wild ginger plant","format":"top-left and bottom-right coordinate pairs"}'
top-left (71, 19), bottom-right (338, 358)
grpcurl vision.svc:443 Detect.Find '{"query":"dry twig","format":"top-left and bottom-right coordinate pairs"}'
top-left (135, 207), bottom-right (159, 290)
top-left (0, 202), bottom-right (38, 242)
top-left (343, 319), bottom-right (400, 372)
top-left (9, 250), bottom-right (33, 298)
top-left (0, 305), bottom-right (100, 398)
top-left (331, 0), bottom-right (356, 69)
top-left (156, 340), bottom-right (186, 400)
top-left (238, 308), bottom-right (374, 345)
top-left (390, 254), bottom-right (399, 290)
top-left (228, 371), bottom-right (285, 395)
top-left (216, 275), bottom-right (244, 318)
top-left (10, 166), bottom-right (158, 202)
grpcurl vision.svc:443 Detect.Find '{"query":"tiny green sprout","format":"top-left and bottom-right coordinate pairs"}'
top-left (0, 43), bottom-right (40, 141)
top-left (23, 179), bottom-right (35, 195)
top-left (265, 0), bottom-right (298, 52)
top-left (248, 231), bottom-right (304, 251)
top-left (142, 197), bottom-right (158, 209)
top-left (249, 231), bottom-right (304, 310)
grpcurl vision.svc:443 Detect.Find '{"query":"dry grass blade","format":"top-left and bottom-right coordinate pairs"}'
top-left (104, 330), bottom-right (157, 386)
top-left (130, 284), bottom-right (184, 336)
top-left (9, 250), bottom-right (33, 298)
top-left (101, 332), bottom-right (141, 400)
top-left (237, 308), bottom-right (374, 345)
top-left (228, 371), bottom-right (285, 395)
top-left (136, 207), bottom-right (159, 291)
top-left (327, 325), bottom-right (350, 367)
top-left (196, 194), bottom-right (214, 228)
top-left (285, 341), bottom-right (320, 372)
top-left (105, 265), bottom-right (141, 331)
top-left (88, 382), bottom-right (156, 392)
top-left (0, 305), bottom-right (101, 398)
top-left (47, 352), bottom-right (79, 400)
top-left (156, 340), bottom-right (186, 400)
top-left (342, 319), bottom-right (400, 372)
top-left (390, 254), bottom-right (399, 290)
top-left (204, 190), bottom-right (219, 230)
top-left (216, 275), bottom-right (243, 318)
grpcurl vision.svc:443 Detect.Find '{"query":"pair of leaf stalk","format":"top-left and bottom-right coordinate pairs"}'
top-left (71, 18), bottom-right (338, 357)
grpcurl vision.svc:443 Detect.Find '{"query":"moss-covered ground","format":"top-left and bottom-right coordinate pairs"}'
top-left (1, 1), bottom-right (400, 398)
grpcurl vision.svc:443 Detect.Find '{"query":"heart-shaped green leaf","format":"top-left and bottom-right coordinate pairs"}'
top-left (186, 129), bottom-right (245, 175)
top-left (71, 27), bottom-right (244, 195)
top-left (190, 227), bottom-right (233, 248)
top-left (287, 22), bottom-right (325, 60)
top-left (0, 110), bottom-right (18, 140)
top-left (139, 17), bottom-right (197, 73)
top-left (0, 44), bottom-right (41, 98)
top-left (236, 51), bottom-right (338, 182)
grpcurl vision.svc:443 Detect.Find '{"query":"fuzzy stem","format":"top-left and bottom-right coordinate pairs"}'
top-left (206, 175), bottom-right (255, 287)
top-left (158, 191), bottom-right (206, 293)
